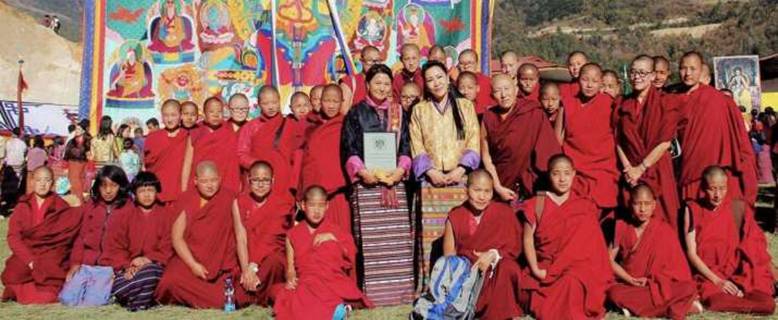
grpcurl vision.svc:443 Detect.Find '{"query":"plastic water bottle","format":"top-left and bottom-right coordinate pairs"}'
top-left (224, 277), bottom-right (236, 313)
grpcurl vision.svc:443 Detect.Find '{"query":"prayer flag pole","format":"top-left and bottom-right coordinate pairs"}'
top-left (16, 59), bottom-right (27, 137)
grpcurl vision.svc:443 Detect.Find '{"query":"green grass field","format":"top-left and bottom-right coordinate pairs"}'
top-left (0, 219), bottom-right (776, 319)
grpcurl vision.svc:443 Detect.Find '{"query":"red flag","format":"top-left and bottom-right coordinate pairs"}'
top-left (17, 68), bottom-right (27, 137)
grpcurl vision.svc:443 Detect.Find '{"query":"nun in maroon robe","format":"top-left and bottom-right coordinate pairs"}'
top-left (2, 194), bottom-right (80, 304)
top-left (686, 189), bottom-right (775, 315)
top-left (482, 77), bottom-right (561, 201)
top-left (677, 83), bottom-right (757, 204)
top-left (562, 90), bottom-right (619, 210)
top-left (445, 200), bottom-right (524, 319)
top-left (185, 123), bottom-right (241, 192)
top-left (614, 86), bottom-right (681, 227)
top-left (608, 215), bottom-right (697, 319)
top-left (237, 185), bottom-right (295, 306)
top-left (144, 127), bottom-right (188, 203)
top-left (238, 113), bottom-right (301, 198)
top-left (298, 113), bottom-right (351, 231)
top-left (155, 185), bottom-right (250, 308)
top-left (273, 219), bottom-right (373, 319)
top-left (521, 192), bottom-right (613, 319)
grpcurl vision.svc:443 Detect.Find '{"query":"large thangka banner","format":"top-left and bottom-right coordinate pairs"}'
top-left (78, 0), bottom-right (494, 129)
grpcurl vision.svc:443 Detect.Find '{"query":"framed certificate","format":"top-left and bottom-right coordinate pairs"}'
top-left (363, 132), bottom-right (397, 171)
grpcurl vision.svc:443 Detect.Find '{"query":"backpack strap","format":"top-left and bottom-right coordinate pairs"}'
top-left (534, 193), bottom-right (546, 222)
top-left (731, 199), bottom-right (746, 240)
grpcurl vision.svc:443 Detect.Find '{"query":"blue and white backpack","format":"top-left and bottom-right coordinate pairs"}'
top-left (411, 256), bottom-right (484, 320)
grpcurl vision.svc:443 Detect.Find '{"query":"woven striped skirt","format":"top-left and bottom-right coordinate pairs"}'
top-left (111, 263), bottom-right (164, 311)
top-left (351, 183), bottom-right (415, 306)
top-left (419, 183), bottom-right (467, 287)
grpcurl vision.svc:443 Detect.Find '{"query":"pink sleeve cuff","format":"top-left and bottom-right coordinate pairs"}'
top-left (398, 155), bottom-right (411, 177)
top-left (346, 156), bottom-right (366, 182)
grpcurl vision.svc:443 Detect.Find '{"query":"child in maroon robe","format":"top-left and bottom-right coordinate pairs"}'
top-left (236, 161), bottom-right (295, 306)
top-left (2, 167), bottom-right (80, 304)
top-left (144, 99), bottom-right (188, 203)
top-left (393, 44), bottom-right (424, 102)
top-left (457, 72), bottom-right (484, 115)
top-left (298, 85), bottom-right (351, 231)
top-left (238, 86), bottom-right (301, 199)
top-left (559, 51), bottom-right (587, 97)
top-left (442, 170), bottom-right (524, 319)
top-left (340, 46), bottom-right (380, 108)
top-left (181, 97), bottom-right (241, 193)
top-left (517, 63), bottom-right (541, 102)
top-left (155, 161), bottom-right (252, 309)
top-left (683, 166), bottom-right (775, 315)
top-left (521, 154), bottom-right (613, 320)
top-left (274, 186), bottom-right (373, 319)
top-left (100, 172), bottom-right (172, 311)
top-left (607, 185), bottom-right (699, 319)
top-left (561, 63), bottom-right (619, 214)
top-left (540, 82), bottom-right (565, 144)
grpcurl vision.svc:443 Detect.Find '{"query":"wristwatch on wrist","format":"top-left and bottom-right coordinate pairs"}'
top-left (248, 262), bottom-right (259, 273)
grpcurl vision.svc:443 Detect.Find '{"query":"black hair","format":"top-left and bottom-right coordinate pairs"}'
top-left (422, 60), bottom-right (465, 140)
top-left (98, 116), bottom-right (113, 139)
top-left (91, 165), bottom-right (131, 207)
top-left (122, 137), bottom-right (134, 150)
top-left (33, 135), bottom-right (45, 148)
top-left (68, 124), bottom-right (76, 133)
top-left (132, 171), bottom-right (162, 194)
top-left (365, 64), bottom-right (393, 83)
top-left (11, 127), bottom-right (20, 136)
top-left (146, 117), bottom-right (160, 126)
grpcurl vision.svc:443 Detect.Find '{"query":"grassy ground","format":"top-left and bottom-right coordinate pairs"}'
top-left (0, 220), bottom-right (776, 319)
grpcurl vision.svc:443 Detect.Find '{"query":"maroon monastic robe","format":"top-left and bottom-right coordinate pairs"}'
top-left (688, 199), bottom-right (775, 314)
top-left (155, 189), bottom-right (250, 309)
top-left (562, 92), bottom-right (619, 209)
top-left (518, 84), bottom-right (540, 103)
top-left (448, 202), bottom-right (524, 319)
top-left (238, 115), bottom-right (301, 198)
top-left (677, 84), bottom-right (757, 204)
top-left (273, 221), bottom-right (373, 319)
top-left (2, 195), bottom-right (81, 304)
top-left (144, 129), bottom-right (188, 202)
top-left (614, 87), bottom-right (681, 227)
top-left (483, 100), bottom-right (561, 197)
top-left (298, 114), bottom-right (351, 231)
top-left (475, 73), bottom-right (497, 115)
top-left (520, 194), bottom-right (613, 320)
top-left (607, 218), bottom-right (696, 319)
top-left (237, 191), bottom-right (294, 306)
top-left (188, 124), bottom-right (241, 192)
top-left (98, 204), bottom-right (173, 271)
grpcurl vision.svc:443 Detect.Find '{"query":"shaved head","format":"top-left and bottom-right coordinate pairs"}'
top-left (250, 160), bottom-right (273, 176)
top-left (161, 99), bottom-right (181, 112)
top-left (32, 165), bottom-right (54, 179)
top-left (629, 184), bottom-right (656, 200)
top-left (304, 185), bottom-right (328, 201)
top-left (466, 169), bottom-right (493, 186)
top-left (195, 161), bottom-right (219, 177)
top-left (703, 165), bottom-right (727, 184)
top-left (518, 63), bottom-right (540, 95)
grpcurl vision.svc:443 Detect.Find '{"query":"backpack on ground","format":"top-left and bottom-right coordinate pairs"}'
top-left (411, 255), bottom-right (484, 320)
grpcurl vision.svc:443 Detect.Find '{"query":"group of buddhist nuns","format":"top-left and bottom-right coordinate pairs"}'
top-left (3, 44), bottom-right (776, 319)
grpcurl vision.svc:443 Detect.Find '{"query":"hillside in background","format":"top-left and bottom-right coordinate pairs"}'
top-left (493, 0), bottom-right (778, 73)
top-left (0, 1), bottom-right (82, 105)
top-left (2, 0), bottom-right (83, 42)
